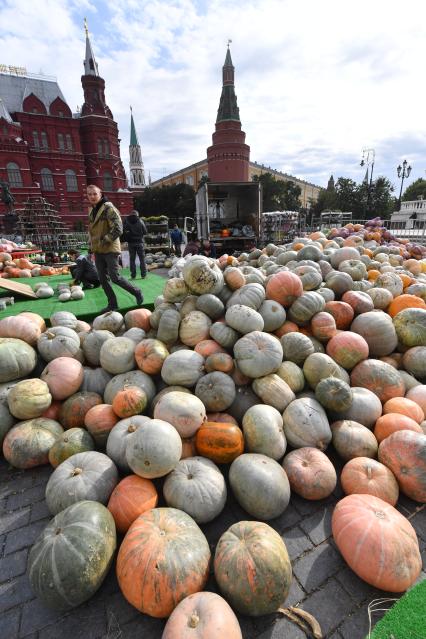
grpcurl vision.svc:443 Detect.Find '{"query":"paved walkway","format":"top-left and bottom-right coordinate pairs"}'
top-left (1, 457), bottom-right (424, 639)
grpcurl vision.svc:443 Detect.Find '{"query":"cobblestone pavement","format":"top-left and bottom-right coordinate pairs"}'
top-left (1, 457), bottom-right (425, 639)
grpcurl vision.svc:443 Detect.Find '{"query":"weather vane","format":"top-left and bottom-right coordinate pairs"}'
top-left (227, 39), bottom-right (232, 47)
top-left (84, 17), bottom-right (89, 36)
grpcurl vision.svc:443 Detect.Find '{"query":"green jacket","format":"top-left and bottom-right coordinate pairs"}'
top-left (88, 200), bottom-right (122, 254)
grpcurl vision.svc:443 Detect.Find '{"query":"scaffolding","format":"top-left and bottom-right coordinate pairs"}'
top-left (14, 197), bottom-right (83, 251)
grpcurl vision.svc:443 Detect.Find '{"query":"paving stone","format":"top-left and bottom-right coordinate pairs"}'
top-left (0, 473), bottom-right (34, 500)
top-left (104, 592), bottom-right (139, 627)
top-left (1, 606), bottom-right (21, 639)
top-left (281, 526), bottom-right (314, 562)
top-left (293, 542), bottom-right (344, 592)
top-left (269, 502), bottom-right (302, 533)
top-left (0, 573), bottom-right (34, 613)
top-left (0, 548), bottom-right (28, 583)
top-left (38, 602), bottom-right (106, 639)
top-left (299, 504), bottom-right (334, 546)
top-left (0, 507), bottom-right (31, 536)
top-left (256, 616), bottom-right (307, 639)
top-left (29, 501), bottom-right (51, 524)
top-left (338, 603), bottom-right (384, 639)
top-left (31, 467), bottom-right (52, 487)
top-left (20, 598), bottom-right (69, 636)
top-left (4, 518), bottom-right (49, 555)
top-left (410, 506), bottom-right (426, 541)
top-left (291, 494), bottom-right (324, 517)
top-left (6, 486), bottom-right (46, 512)
top-left (335, 566), bottom-right (377, 604)
top-left (300, 578), bottom-right (355, 636)
top-left (285, 576), bottom-right (305, 607)
top-left (117, 616), bottom-right (165, 639)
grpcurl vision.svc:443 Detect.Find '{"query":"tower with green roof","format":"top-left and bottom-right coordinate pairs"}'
top-left (129, 106), bottom-right (146, 187)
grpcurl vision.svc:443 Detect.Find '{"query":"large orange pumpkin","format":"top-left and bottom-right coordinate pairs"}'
top-left (378, 430), bottom-right (426, 502)
top-left (340, 457), bottom-right (399, 505)
top-left (265, 271), bottom-right (303, 307)
top-left (282, 447), bottom-right (337, 500)
top-left (326, 331), bottom-right (369, 370)
top-left (332, 494), bottom-right (421, 591)
top-left (116, 507), bottom-right (211, 617)
top-left (107, 474), bottom-right (158, 534)
top-left (383, 397), bottom-right (425, 424)
top-left (374, 413), bottom-right (423, 443)
top-left (324, 301), bottom-right (354, 330)
top-left (195, 421), bottom-right (244, 464)
top-left (350, 359), bottom-right (405, 403)
top-left (388, 294), bottom-right (426, 318)
top-left (124, 308), bottom-right (152, 331)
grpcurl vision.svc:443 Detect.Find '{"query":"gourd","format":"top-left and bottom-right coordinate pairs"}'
top-left (258, 300), bottom-right (286, 332)
top-left (41, 357), bottom-right (83, 401)
top-left (351, 311), bottom-right (398, 357)
top-left (283, 447), bottom-right (337, 499)
top-left (37, 326), bottom-right (80, 361)
top-left (112, 385), bottom-right (148, 418)
top-left (195, 421), bottom-right (244, 464)
top-left (226, 283), bottom-right (265, 310)
top-left (233, 331), bottom-right (283, 378)
top-left (179, 311), bottom-right (212, 347)
top-left (153, 391), bottom-right (206, 437)
top-left (163, 277), bottom-right (189, 302)
top-left (350, 359), bottom-right (405, 403)
top-left (331, 420), bottom-right (378, 461)
top-left (251, 374), bottom-right (295, 412)
top-left (329, 387), bottom-right (382, 429)
top-left (225, 305), bottom-right (264, 334)
top-left (195, 372), bottom-right (236, 412)
top-left (315, 377), bottom-right (353, 412)
top-left (280, 332), bottom-right (314, 365)
top-left (84, 404), bottom-right (119, 447)
top-left (70, 287), bottom-right (84, 300)
top-left (124, 308), bottom-right (151, 331)
top-left (81, 330), bottom-right (115, 366)
top-left (92, 310), bottom-right (124, 333)
top-left (183, 255), bottom-right (224, 295)
top-left (265, 271), bottom-right (303, 307)
top-left (340, 457), bottom-right (399, 505)
top-left (104, 370), bottom-right (156, 405)
top-left (283, 397), bottom-right (332, 450)
top-left (161, 350), bottom-right (205, 388)
top-left (134, 339), bottom-right (169, 375)
top-left (242, 404), bottom-right (286, 460)
top-left (3, 418), bottom-right (63, 469)
top-left (195, 294), bottom-right (225, 320)
top-left (58, 391), bottom-right (103, 429)
top-left (106, 415), bottom-right (151, 472)
top-left (378, 430), bottom-right (426, 502)
top-left (107, 474), bottom-right (158, 534)
top-left (0, 315), bottom-right (41, 346)
top-left (50, 311), bottom-right (78, 329)
top-left (35, 286), bottom-right (54, 298)
top-left (209, 322), bottom-right (240, 350)
top-left (126, 418), bottom-right (182, 478)
top-left (48, 428), bottom-right (95, 467)
top-left (80, 367), bottom-right (112, 396)
top-left (326, 331), bottom-right (369, 369)
top-left (99, 337), bottom-right (136, 374)
top-left (7, 379), bottom-right (52, 419)
top-left (276, 361), bottom-right (305, 393)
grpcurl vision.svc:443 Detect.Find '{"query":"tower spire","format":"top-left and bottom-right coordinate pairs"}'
top-left (129, 106), bottom-right (145, 188)
top-left (216, 43), bottom-right (240, 123)
top-left (83, 18), bottom-right (99, 76)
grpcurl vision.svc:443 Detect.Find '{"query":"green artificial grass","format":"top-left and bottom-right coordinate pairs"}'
top-left (369, 579), bottom-right (426, 639)
top-left (0, 269), bottom-right (166, 323)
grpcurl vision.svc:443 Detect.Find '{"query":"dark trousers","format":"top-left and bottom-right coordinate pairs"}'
top-left (69, 264), bottom-right (100, 287)
top-left (128, 243), bottom-right (147, 277)
top-left (94, 252), bottom-right (139, 308)
top-left (172, 242), bottom-right (181, 257)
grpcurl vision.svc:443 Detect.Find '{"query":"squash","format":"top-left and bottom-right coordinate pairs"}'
top-left (135, 339), bottom-right (169, 375)
top-left (225, 304), bottom-right (264, 334)
top-left (124, 308), bottom-right (151, 331)
top-left (163, 456), bottom-right (227, 523)
top-left (162, 591), bottom-right (243, 639)
top-left (340, 457), bottom-right (399, 505)
top-left (315, 377), bottom-right (353, 412)
top-left (209, 322), bottom-right (240, 350)
top-left (214, 521), bottom-right (292, 616)
top-left (326, 331), bottom-right (369, 370)
top-left (37, 326), bottom-right (81, 361)
top-left (341, 290), bottom-right (373, 314)
top-left (280, 332), bottom-right (314, 364)
top-left (378, 430), bottom-right (426, 502)
top-left (3, 418), bottom-right (63, 469)
top-left (107, 474), bottom-right (158, 534)
top-left (351, 311), bottom-right (398, 357)
top-left (40, 357), bottom-right (84, 401)
top-left (163, 277), bottom-right (190, 302)
top-left (195, 421), bottom-right (244, 464)
top-left (375, 271), bottom-right (404, 297)
top-left (179, 311), bottom-right (212, 347)
top-left (332, 494), bottom-right (421, 591)
top-left (84, 404), bottom-right (119, 447)
top-left (325, 271), bottom-right (353, 296)
top-left (153, 391), bottom-right (206, 437)
top-left (367, 287), bottom-right (394, 310)
top-left (195, 372), bottom-right (236, 412)
top-left (205, 352), bottom-right (234, 374)
top-left (106, 415), bottom-right (151, 472)
top-left (122, 327), bottom-right (146, 343)
top-left (393, 308), bottom-right (426, 347)
top-left (7, 378), bottom-right (51, 419)
top-left (276, 361), bottom-right (305, 393)
top-left (99, 337), bottom-right (136, 374)
top-left (194, 339), bottom-right (226, 358)
top-left (324, 300), bottom-right (354, 330)
top-left (116, 507), bottom-right (211, 617)
top-left (242, 404), bottom-right (286, 460)
top-left (402, 346), bottom-right (426, 380)
top-left (258, 300), bottom-right (287, 332)
top-left (92, 310), bottom-right (124, 333)
top-left (28, 501), bottom-right (116, 610)
top-left (283, 397), bottom-right (332, 450)
top-left (350, 359), bottom-right (405, 403)
top-left (251, 373), bottom-right (294, 412)
top-left (58, 391), bottom-right (102, 429)
top-left (224, 266), bottom-right (246, 290)
top-left (80, 367), bottom-right (112, 397)
top-left (45, 451), bottom-right (119, 515)
top-left (383, 397), bottom-right (425, 424)
top-left (81, 330), bottom-right (115, 366)
top-left (112, 385), bottom-right (147, 418)
top-left (283, 447), bottom-right (337, 499)
top-left (50, 310), bottom-right (78, 330)
top-left (311, 311), bottom-right (337, 342)
top-left (104, 370), bottom-right (156, 405)
top-left (374, 412), bottom-right (423, 443)
top-left (35, 286), bottom-right (54, 298)
top-left (388, 294), bottom-right (426, 318)
top-left (406, 385), bottom-right (426, 415)
top-left (329, 387), bottom-right (382, 429)
top-left (126, 418), bottom-right (182, 478)
top-left (303, 352), bottom-right (349, 389)
top-left (196, 293), bottom-right (225, 320)
top-left (0, 315), bottom-right (41, 346)
top-left (265, 271), bottom-right (303, 307)
top-left (233, 331), bottom-right (283, 378)
top-left (48, 428), bottom-right (95, 468)
top-left (161, 350), bottom-right (205, 388)
top-left (331, 420), bottom-right (378, 461)
top-left (330, 246), bottom-right (361, 268)
top-left (226, 283), bottom-right (265, 310)
top-left (288, 291), bottom-right (325, 326)
top-left (183, 255), bottom-right (224, 295)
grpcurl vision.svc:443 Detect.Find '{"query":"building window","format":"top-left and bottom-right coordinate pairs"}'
top-left (58, 133), bottom-right (65, 150)
top-left (66, 134), bottom-right (73, 150)
top-left (32, 131), bottom-right (39, 148)
top-left (97, 139), bottom-right (103, 158)
top-left (6, 162), bottom-right (23, 187)
top-left (104, 140), bottom-right (110, 157)
top-left (103, 172), bottom-right (113, 190)
top-left (65, 169), bottom-right (78, 192)
top-left (41, 131), bottom-right (48, 150)
top-left (32, 108), bottom-right (38, 114)
top-left (58, 111), bottom-right (64, 117)
top-left (41, 168), bottom-right (54, 191)
top-left (186, 175), bottom-right (194, 186)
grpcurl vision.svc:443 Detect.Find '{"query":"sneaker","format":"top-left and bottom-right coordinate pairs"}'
top-left (98, 305), bottom-right (118, 315)
top-left (134, 290), bottom-right (143, 305)
top-left (83, 283), bottom-right (94, 290)
top-left (131, 275), bottom-right (136, 280)
top-left (141, 274), bottom-right (146, 279)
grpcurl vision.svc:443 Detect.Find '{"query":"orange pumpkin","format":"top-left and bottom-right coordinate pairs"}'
top-left (84, 403), bottom-right (119, 447)
top-left (332, 494), bottom-right (421, 591)
top-left (265, 271), bottom-right (303, 307)
top-left (374, 413), bottom-right (423, 443)
top-left (311, 311), bottom-right (337, 342)
top-left (19, 312), bottom-right (46, 332)
top-left (383, 397), bottom-right (425, 424)
top-left (124, 308), bottom-right (152, 331)
top-left (195, 421), bottom-right (244, 464)
top-left (340, 457), bottom-right (399, 505)
top-left (112, 385), bottom-right (148, 418)
top-left (135, 339), bottom-right (169, 375)
top-left (205, 352), bottom-right (234, 373)
top-left (326, 331), bottom-right (369, 370)
top-left (194, 339), bottom-right (227, 358)
top-left (282, 447), bottom-right (337, 500)
top-left (387, 294), bottom-right (426, 318)
top-left (107, 474), bottom-right (158, 534)
top-left (40, 266), bottom-right (55, 276)
top-left (274, 320), bottom-right (299, 337)
top-left (350, 359), bottom-right (405, 403)
top-left (367, 269), bottom-right (381, 282)
top-left (378, 430), bottom-right (426, 502)
top-left (324, 301), bottom-right (354, 330)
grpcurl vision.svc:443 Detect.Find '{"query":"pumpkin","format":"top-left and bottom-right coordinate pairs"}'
top-left (205, 352), bottom-right (234, 373)
top-left (106, 415), bottom-right (150, 472)
top-left (19, 312), bottom-right (46, 332)
top-left (375, 271), bottom-right (404, 297)
top-left (311, 311), bottom-right (337, 341)
top-left (153, 391), bottom-right (206, 437)
top-left (388, 294), bottom-right (426, 318)
top-left (92, 310), bottom-right (124, 333)
top-left (251, 373), bottom-right (294, 412)
top-left (194, 339), bottom-right (226, 358)
top-left (315, 377), bottom-right (353, 412)
top-left (351, 310), bottom-right (398, 358)
top-left (332, 494), bottom-right (421, 591)
top-left (3, 418), bottom-right (63, 469)
top-left (402, 346), bottom-right (426, 380)
top-left (224, 266), bottom-right (246, 290)
top-left (126, 418), bottom-right (182, 478)
top-left (0, 315), bottom-right (41, 346)
top-left (258, 300), bottom-right (287, 332)
top-left (233, 331), bottom-right (283, 378)
top-left (80, 367), bottom-right (112, 397)
top-left (99, 337), bottom-right (136, 375)
top-left (329, 386), bottom-right (382, 429)
top-left (84, 404), bottom-right (119, 447)
top-left (374, 413), bottom-right (423, 443)
top-left (112, 385), bottom-right (148, 418)
top-left (229, 453), bottom-right (290, 520)
top-left (350, 358), bottom-right (405, 403)
top-left (331, 420), bottom-right (378, 461)
top-left (107, 474), bottom-right (158, 534)
top-left (124, 308), bottom-right (151, 331)
top-left (227, 283), bottom-right (265, 310)
top-left (48, 427), bottom-right (95, 467)
top-left (209, 322), bottom-right (240, 350)
top-left (393, 308), bottom-right (426, 347)
top-left (378, 430), bottom-right (426, 502)
top-left (283, 397), bottom-right (332, 450)
top-left (196, 293), bottom-right (225, 320)
top-left (183, 255), bottom-right (224, 295)
top-left (45, 451), bottom-right (119, 515)
top-left (214, 520), bottom-right (292, 616)
top-left (116, 507), bottom-right (211, 617)
top-left (81, 330), bottom-right (115, 366)
top-left (326, 331), bottom-right (369, 370)
top-left (163, 277), bottom-right (190, 302)
top-left (122, 327), bottom-right (146, 343)
top-left (179, 311), bottom-right (212, 347)
top-left (7, 378), bottom-right (52, 419)
top-left (163, 456), bottom-right (227, 523)
top-left (162, 591), bottom-right (243, 639)
top-left (324, 301), bottom-right (354, 329)
top-left (383, 397), bottom-right (425, 424)
top-left (303, 353), bottom-right (349, 389)
top-left (135, 339), bottom-right (169, 375)
top-left (50, 310), bottom-right (78, 330)
top-left (367, 287), bottom-right (394, 310)
top-left (325, 271), bottom-right (353, 296)
top-left (242, 404), bottom-right (286, 460)
top-left (195, 372), bottom-right (236, 412)
top-left (265, 271), bottom-right (303, 307)
top-left (58, 391), bottom-right (102, 430)
top-left (406, 385), bottom-right (426, 415)
top-left (28, 500), bottom-right (116, 611)
top-left (288, 291), bottom-right (325, 326)
top-left (276, 361), bottom-right (305, 393)
top-left (195, 421), bottom-right (244, 464)
top-left (340, 457), bottom-right (399, 505)
top-left (283, 447), bottom-right (337, 499)
top-left (161, 350), bottom-right (205, 388)
top-left (225, 304), bottom-right (264, 334)
top-left (274, 320), bottom-right (300, 337)
top-left (280, 332), bottom-right (314, 365)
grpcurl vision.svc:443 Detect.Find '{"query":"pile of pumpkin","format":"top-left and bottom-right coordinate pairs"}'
top-left (145, 251), bottom-right (174, 270)
top-left (0, 234), bottom-right (425, 636)
top-left (0, 252), bottom-right (70, 279)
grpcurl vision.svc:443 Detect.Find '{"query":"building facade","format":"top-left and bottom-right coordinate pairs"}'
top-left (0, 24), bottom-right (133, 230)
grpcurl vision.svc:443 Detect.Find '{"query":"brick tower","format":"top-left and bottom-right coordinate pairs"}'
top-left (207, 45), bottom-right (250, 182)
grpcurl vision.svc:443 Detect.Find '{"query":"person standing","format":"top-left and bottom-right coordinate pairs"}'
top-left (87, 185), bottom-right (143, 313)
top-left (170, 223), bottom-right (183, 257)
top-left (123, 210), bottom-right (147, 279)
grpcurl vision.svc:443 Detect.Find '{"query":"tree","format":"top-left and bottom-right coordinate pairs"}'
top-left (311, 176), bottom-right (396, 220)
top-left (402, 178), bottom-right (426, 203)
top-left (368, 177), bottom-right (395, 219)
top-left (134, 183), bottom-right (195, 219)
top-left (334, 178), bottom-right (360, 215)
top-left (253, 173), bottom-right (301, 211)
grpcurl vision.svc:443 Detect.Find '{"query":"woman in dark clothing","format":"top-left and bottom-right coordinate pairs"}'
top-left (200, 239), bottom-right (217, 259)
top-left (122, 210), bottom-right (148, 279)
top-left (183, 234), bottom-right (201, 257)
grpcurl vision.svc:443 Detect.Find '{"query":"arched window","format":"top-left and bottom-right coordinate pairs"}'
top-left (103, 172), bottom-right (113, 190)
top-left (65, 134), bottom-right (73, 150)
top-left (6, 162), bottom-right (23, 187)
top-left (32, 131), bottom-right (39, 148)
top-left (57, 133), bottom-right (64, 150)
top-left (40, 168), bottom-right (54, 191)
top-left (65, 169), bottom-right (78, 192)
top-left (97, 139), bottom-right (103, 157)
top-left (41, 131), bottom-right (48, 150)
top-left (104, 139), bottom-right (110, 157)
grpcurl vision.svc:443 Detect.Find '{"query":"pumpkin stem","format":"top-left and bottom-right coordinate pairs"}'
top-left (367, 466), bottom-right (372, 480)
top-left (188, 613), bottom-right (200, 628)
top-left (128, 424), bottom-right (136, 433)
top-left (71, 467), bottom-right (83, 476)
top-left (46, 331), bottom-right (55, 340)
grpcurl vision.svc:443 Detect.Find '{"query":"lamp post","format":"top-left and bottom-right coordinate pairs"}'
top-left (360, 148), bottom-right (375, 217)
top-left (397, 160), bottom-right (412, 211)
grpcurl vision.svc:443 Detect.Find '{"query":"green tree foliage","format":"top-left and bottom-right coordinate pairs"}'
top-left (402, 178), bottom-right (426, 202)
top-left (312, 176), bottom-right (396, 220)
top-left (253, 173), bottom-right (301, 211)
top-left (134, 184), bottom-right (195, 219)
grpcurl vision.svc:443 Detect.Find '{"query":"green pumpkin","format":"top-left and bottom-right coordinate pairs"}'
top-left (48, 428), bottom-right (95, 468)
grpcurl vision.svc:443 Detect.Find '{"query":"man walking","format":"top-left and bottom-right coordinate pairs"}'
top-left (170, 224), bottom-right (183, 257)
top-left (122, 210), bottom-right (147, 279)
top-left (87, 184), bottom-right (143, 313)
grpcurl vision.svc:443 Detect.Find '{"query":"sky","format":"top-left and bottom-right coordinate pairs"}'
top-left (1, 0), bottom-right (425, 192)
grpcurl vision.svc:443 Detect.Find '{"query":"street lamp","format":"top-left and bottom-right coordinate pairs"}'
top-left (360, 148), bottom-right (375, 217)
top-left (397, 159), bottom-right (412, 211)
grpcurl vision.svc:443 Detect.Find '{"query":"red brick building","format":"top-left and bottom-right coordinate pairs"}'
top-left (0, 25), bottom-right (133, 231)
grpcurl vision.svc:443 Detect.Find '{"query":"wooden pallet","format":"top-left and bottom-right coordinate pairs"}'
top-left (0, 279), bottom-right (37, 298)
